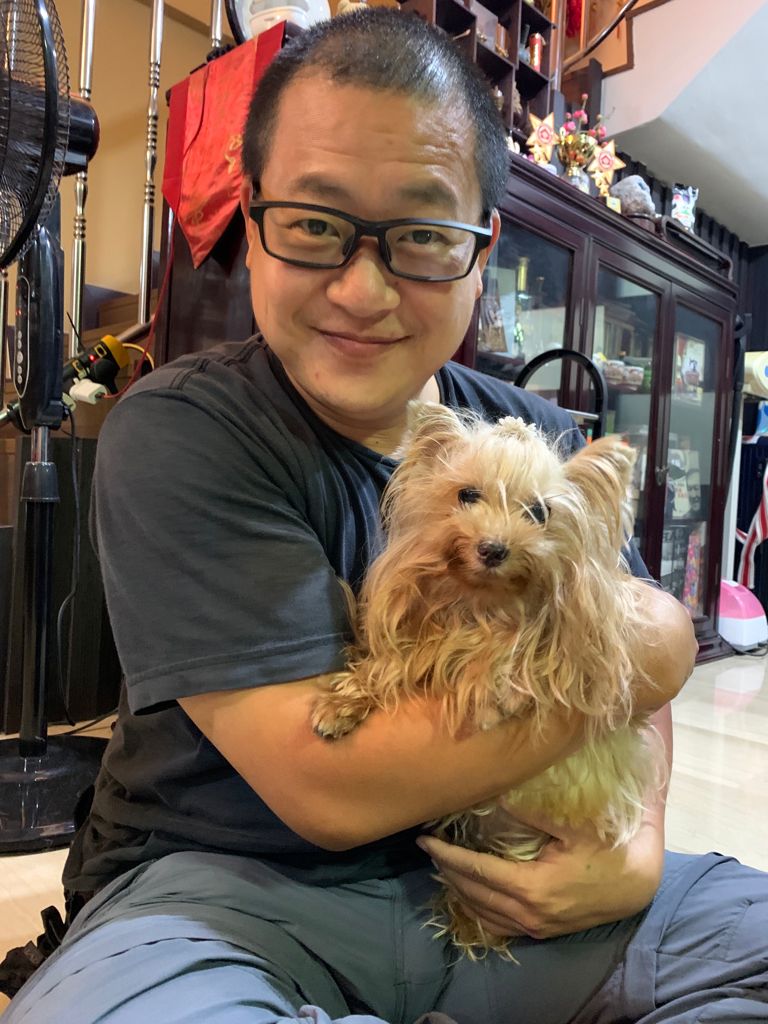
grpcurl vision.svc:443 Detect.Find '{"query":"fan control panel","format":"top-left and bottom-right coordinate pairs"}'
top-left (14, 273), bottom-right (31, 398)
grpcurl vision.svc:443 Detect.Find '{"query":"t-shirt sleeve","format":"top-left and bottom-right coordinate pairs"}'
top-left (92, 390), bottom-right (351, 714)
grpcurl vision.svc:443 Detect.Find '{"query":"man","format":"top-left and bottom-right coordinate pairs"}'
top-left (6, 9), bottom-right (766, 1023)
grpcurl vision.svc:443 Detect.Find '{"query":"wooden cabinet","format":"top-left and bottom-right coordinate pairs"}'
top-left (466, 155), bottom-right (739, 660)
top-left (399, 0), bottom-right (555, 146)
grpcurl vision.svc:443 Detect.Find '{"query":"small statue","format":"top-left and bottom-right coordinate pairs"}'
top-left (609, 175), bottom-right (657, 218)
top-left (336, 0), bottom-right (367, 15)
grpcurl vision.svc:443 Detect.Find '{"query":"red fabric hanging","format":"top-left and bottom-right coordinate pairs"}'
top-left (162, 23), bottom-right (284, 269)
top-left (566, 0), bottom-right (583, 38)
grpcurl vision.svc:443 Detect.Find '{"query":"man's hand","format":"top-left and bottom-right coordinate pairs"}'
top-left (417, 811), bottom-right (664, 940)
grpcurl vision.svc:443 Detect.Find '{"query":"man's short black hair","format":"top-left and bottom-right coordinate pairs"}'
top-left (241, 7), bottom-right (509, 219)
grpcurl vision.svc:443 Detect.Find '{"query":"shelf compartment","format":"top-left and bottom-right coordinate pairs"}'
top-left (475, 39), bottom-right (515, 79)
top-left (516, 58), bottom-right (550, 98)
top-left (519, 1), bottom-right (555, 34)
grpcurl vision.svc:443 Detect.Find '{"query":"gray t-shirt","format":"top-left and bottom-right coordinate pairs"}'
top-left (63, 338), bottom-right (648, 892)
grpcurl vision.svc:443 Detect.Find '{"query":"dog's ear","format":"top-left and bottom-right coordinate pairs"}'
top-left (398, 401), bottom-right (465, 462)
top-left (563, 436), bottom-right (637, 544)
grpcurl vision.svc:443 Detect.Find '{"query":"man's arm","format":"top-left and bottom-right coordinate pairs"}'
top-left (418, 704), bottom-right (673, 939)
top-left (180, 584), bottom-right (695, 851)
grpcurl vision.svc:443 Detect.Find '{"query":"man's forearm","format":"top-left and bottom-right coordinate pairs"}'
top-left (183, 679), bottom-right (589, 851)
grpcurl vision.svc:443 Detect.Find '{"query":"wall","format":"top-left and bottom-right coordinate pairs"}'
top-left (603, 0), bottom-right (766, 136)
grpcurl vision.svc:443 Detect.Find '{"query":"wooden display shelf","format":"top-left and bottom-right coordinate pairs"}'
top-left (476, 39), bottom-right (515, 78)
top-left (519, 0), bottom-right (555, 33)
top-left (516, 58), bottom-right (550, 98)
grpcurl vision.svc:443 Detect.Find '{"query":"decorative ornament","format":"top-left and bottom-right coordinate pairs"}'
top-left (555, 95), bottom-right (601, 185)
top-left (609, 174), bottom-right (656, 217)
top-left (671, 184), bottom-right (700, 232)
top-left (588, 138), bottom-right (626, 196)
top-left (526, 112), bottom-right (556, 164)
top-left (336, 0), bottom-right (368, 13)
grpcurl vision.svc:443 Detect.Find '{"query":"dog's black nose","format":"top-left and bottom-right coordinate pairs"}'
top-left (477, 540), bottom-right (508, 567)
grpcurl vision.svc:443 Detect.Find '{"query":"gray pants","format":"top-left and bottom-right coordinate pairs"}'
top-left (5, 850), bottom-right (767, 1023)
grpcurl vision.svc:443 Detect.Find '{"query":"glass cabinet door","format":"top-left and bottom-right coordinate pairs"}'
top-left (659, 306), bottom-right (722, 615)
top-left (591, 266), bottom-right (662, 556)
top-left (475, 220), bottom-right (574, 399)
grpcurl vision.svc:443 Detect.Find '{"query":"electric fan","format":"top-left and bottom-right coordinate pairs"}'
top-left (0, 0), bottom-right (103, 852)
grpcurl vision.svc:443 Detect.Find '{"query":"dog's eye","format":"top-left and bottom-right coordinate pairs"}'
top-left (458, 487), bottom-right (482, 505)
top-left (526, 501), bottom-right (548, 524)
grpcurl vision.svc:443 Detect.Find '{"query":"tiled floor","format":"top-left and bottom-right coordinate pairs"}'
top-left (1, 654), bottom-right (767, 1015)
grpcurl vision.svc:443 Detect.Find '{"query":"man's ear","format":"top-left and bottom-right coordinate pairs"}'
top-left (474, 208), bottom-right (501, 300)
top-left (240, 179), bottom-right (257, 268)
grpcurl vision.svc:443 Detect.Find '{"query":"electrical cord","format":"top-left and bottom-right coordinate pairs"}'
top-left (66, 311), bottom-right (82, 351)
top-left (731, 644), bottom-right (768, 658)
top-left (62, 708), bottom-right (117, 736)
top-left (104, 230), bottom-right (175, 400)
top-left (121, 342), bottom-right (155, 369)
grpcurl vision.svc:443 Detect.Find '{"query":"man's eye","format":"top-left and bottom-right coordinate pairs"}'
top-left (526, 501), bottom-right (548, 524)
top-left (458, 488), bottom-right (482, 505)
top-left (397, 228), bottom-right (449, 248)
top-left (299, 218), bottom-right (335, 236)
top-left (408, 229), bottom-right (437, 245)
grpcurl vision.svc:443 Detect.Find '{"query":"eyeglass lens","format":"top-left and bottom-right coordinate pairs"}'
top-left (261, 207), bottom-right (477, 280)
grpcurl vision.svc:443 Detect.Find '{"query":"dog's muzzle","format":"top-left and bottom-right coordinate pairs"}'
top-left (477, 540), bottom-right (509, 568)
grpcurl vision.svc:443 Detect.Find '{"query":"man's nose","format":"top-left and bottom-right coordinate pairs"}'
top-left (325, 243), bottom-right (400, 316)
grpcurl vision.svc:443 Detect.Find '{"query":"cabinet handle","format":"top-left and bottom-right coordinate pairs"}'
top-left (655, 465), bottom-right (668, 485)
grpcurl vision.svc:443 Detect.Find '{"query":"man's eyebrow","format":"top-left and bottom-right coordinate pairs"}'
top-left (287, 175), bottom-right (354, 203)
top-left (286, 174), bottom-right (461, 215)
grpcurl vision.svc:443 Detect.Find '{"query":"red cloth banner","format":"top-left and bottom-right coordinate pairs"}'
top-left (162, 23), bottom-right (285, 269)
top-left (566, 0), bottom-right (582, 38)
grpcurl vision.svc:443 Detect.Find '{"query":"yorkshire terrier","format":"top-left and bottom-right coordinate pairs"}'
top-left (311, 401), bottom-right (666, 957)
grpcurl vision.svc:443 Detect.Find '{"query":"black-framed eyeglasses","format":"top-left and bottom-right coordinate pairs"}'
top-left (248, 201), bottom-right (493, 283)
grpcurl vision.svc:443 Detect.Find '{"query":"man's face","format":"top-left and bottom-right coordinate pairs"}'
top-left (240, 72), bottom-right (499, 447)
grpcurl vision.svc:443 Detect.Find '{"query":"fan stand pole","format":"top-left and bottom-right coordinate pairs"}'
top-left (18, 425), bottom-right (57, 756)
top-left (0, 422), bottom-right (107, 851)
top-left (0, 221), bottom-right (106, 854)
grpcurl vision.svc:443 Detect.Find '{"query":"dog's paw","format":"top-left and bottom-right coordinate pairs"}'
top-left (311, 693), bottom-right (372, 740)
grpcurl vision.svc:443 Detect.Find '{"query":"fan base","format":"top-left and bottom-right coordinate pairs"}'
top-left (0, 735), bottom-right (107, 853)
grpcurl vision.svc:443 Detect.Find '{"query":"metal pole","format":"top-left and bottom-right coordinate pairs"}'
top-left (551, 0), bottom-right (567, 92)
top-left (69, 0), bottom-right (97, 358)
top-left (138, 0), bottom-right (164, 325)
top-left (210, 0), bottom-right (223, 50)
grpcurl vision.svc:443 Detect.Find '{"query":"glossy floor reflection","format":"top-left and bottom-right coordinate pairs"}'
top-left (665, 653), bottom-right (768, 871)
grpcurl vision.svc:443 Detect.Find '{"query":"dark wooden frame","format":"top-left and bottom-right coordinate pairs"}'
top-left (463, 154), bottom-right (738, 659)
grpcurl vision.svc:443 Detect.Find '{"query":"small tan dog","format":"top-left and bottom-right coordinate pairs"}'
top-left (311, 401), bottom-right (665, 956)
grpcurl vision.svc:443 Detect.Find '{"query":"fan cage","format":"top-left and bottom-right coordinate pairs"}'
top-left (0, 0), bottom-right (70, 268)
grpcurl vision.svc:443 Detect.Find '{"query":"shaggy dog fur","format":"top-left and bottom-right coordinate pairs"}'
top-left (311, 401), bottom-right (665, 957)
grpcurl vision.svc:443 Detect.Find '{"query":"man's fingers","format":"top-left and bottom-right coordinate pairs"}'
top-left (419, 835), bottom-right (532, 895)
top-left (437, 867), bottom-right (539, 937)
